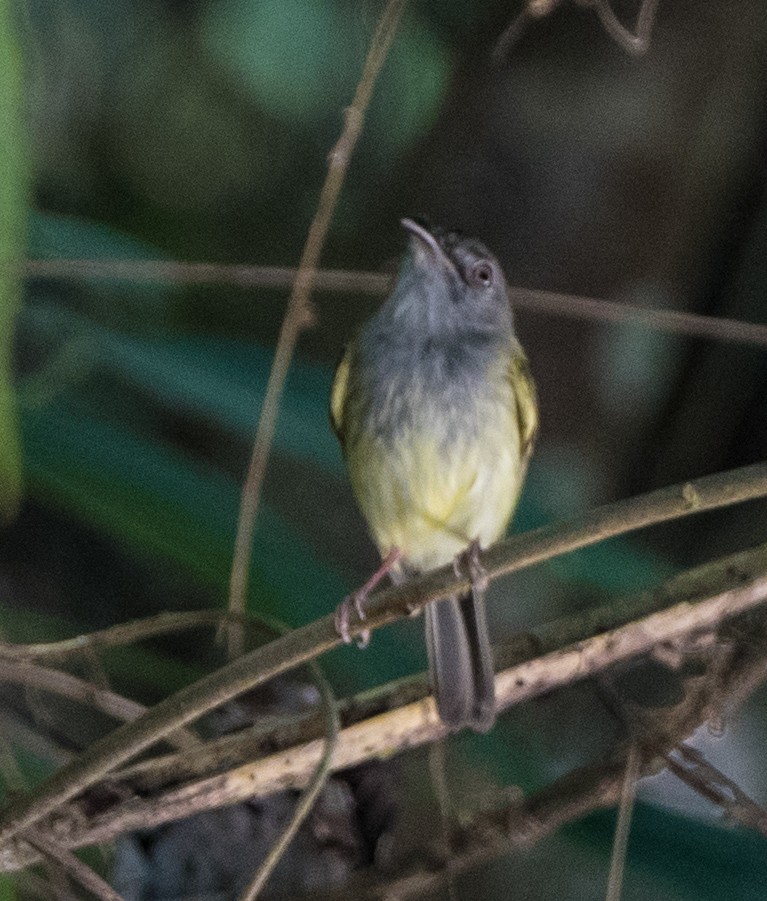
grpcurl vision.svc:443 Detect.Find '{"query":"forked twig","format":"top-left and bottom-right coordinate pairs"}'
top-left (665, 744), bottom-right (767, 838)
top-left (493, 0), bottom-right (660, 62)
top-left (587, 0), bottom-right (661, 56)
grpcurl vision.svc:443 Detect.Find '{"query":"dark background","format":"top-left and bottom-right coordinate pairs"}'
top-left (2, 0), bottom-right (767, 898)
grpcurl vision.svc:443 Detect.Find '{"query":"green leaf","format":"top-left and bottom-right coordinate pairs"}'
top-left (203, 0), bottom-right (451, 159)
top-left (20, 303), bottom-right (344, 471)
top-left (581, 803), bottom-right (767, 900)
top-left (0, 0), bottom-right (27, 521)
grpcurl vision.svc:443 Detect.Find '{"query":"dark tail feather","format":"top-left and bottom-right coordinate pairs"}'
top-left (425, 591), bottom-right (496, 733)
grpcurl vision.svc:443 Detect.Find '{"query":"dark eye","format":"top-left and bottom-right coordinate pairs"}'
top-left (468, 260), bottom-right (494, 288)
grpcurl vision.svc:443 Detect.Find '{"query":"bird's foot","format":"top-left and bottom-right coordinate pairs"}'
top-left (453, 539), bottom-right (489, 596)
top-left (335, 589), bottom-right (371, 649)
top-left (335, 548), bottom-right (403, 649)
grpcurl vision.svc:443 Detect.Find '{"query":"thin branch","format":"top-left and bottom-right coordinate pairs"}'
top-left (512, 287), bottom-right (767, 349)
top-left (18, 257), bottom-right (767, 349)
top-left (586, 0), bottom-right (661, 56)
top-left (605, 743), bottom-right (640, 901)
top-left (0, 661), bottom-right (199, 750)
top-left (0, 463), bottom-right (764, 851)
top-left (0, 609), bottom-right (224, 663)
top-left (238, 663), bottom-right (339, 901)
top-left (492, 0), bottom-right (566, 65)
top-left (2, 541), bottom-right (767, 870)
top-left (665, 744), bottom-right (767, 838)
top-left (226, 0), bottom-right (408, 658)
top-left (24, 833), bottom-right (126, 901)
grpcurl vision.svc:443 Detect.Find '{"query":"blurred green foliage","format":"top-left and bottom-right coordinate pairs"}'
top-left (5, 2), bottom-right (767, 898)
top-left (204, 0), bottom-right (450, 163)
top-left (0, 0), bottom-right (27, 521)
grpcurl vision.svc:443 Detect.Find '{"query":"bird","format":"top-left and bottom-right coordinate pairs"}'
top-left (330, 218), bottom-right (538, 732)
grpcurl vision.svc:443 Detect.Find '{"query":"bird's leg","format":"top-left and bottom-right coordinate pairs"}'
top-left (335, 547), bottom-right (403, 649)
top-left (453, 538), bottom-right (489, 596)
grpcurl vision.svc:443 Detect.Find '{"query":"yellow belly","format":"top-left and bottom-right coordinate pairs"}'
top-left (347, 404), bottom-right (522, 572)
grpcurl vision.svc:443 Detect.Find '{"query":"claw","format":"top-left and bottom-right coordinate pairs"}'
top-left (454, 539), bottom-right (489, 596)
top-left (334, 548), bottom-right (403, 649)
top-left (335, 591), bottom-right (371, 648)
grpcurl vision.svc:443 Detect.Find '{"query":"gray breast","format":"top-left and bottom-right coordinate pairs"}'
top-left (354, 324), bottom-right (504, 443)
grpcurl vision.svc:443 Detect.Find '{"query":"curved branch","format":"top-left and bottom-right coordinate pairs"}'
top-left (2, 539), bottom-right (767, 870)
top-left (0, 610), bottom-right (224, 663)
top-left (0, 462), bottom-right (765, 850)
top-left (0, 661), bottom-right (198, 750)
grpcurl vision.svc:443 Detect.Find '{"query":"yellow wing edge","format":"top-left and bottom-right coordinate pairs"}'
top-left (510, 350), bottom-right (539, 462)
top-left (329, 347), bottom-right (352, 447)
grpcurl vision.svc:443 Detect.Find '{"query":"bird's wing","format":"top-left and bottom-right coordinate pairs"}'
top-left (329, 346), bottom-right (352, 447)
top-left (510, 349), bottom-right (539, 462)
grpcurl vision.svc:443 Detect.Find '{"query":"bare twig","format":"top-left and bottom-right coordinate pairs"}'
top-left (23, 832), bottom-right (126, 901)
top-left (0, 463), bottom-right (764, 852)
top-left (585, 0), bottom-right (661, 56)
top-left (238, 664), bottom-right (339, 901)
top-left (0, 609), bottom-right (224, 663)
top-left (2, 541), bottom-right (767, 871)
top-left (0, 660), bottom-right (199, 750)
top-left (605, 743), bottom-right (640, 901)
top-left (226, 0), bottom-right (408, 658)
top-left (19, 257), bottom-right (767, 350)
top-left (665, 744), bottom-right (767, 837)
top-left (492, 0), bottom-right (566, 64)
top-left (511, 287), bottom-right (767, 349)
top-left (493, 0), bottom-right (660, 63)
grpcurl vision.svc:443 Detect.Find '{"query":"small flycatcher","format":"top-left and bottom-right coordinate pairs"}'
top-left (330, 218), bottom-right (538, 732)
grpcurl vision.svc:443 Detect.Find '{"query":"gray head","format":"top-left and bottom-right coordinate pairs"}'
top-left (380, 218), bottom-right (515, 341)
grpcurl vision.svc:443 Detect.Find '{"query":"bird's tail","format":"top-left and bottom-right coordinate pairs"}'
top-left (425, 590), bottom-right (496, 733)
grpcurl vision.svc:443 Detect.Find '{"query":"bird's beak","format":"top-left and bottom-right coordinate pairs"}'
top-left (400, 217), bottom-right (454, 273)
top-left (401, 217), bottom-right (442, 255)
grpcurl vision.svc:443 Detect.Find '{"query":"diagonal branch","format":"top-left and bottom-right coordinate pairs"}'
top-left (23, 832), bottom-right (125, 901)
top-left (0, 660), bottom-right (198, 750)
top-left (2, 540), bottom-right (767, 870)
top-left (0, 462), bottom-right (765, 852)
top-left (665, 744), bottom-right (767, 838)
top-left (0, 610), bottom-right (224, 663)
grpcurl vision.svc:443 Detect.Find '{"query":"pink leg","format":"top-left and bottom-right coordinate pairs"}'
top-left (335, 548), bottom-right (403, 648)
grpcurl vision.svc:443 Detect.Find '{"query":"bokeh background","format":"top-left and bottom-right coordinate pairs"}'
top-left (2, 0), bottom-right (767, 898)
